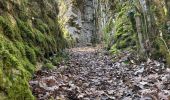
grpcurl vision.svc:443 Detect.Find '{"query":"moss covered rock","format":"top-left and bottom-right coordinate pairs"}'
top-left (110, 1), bottom-right (137, 53)
top-left (0, 0), bottom-right (68, 99)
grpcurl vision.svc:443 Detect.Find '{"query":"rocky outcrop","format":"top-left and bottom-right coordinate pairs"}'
top-left (57, 0), bottom-right (116, 47)
top-left (80, 0), bottom-right (96, 45)
top-left (58, 0), bottom-right (82, 46)
top-left (58, 0), bottom-right (99, 46)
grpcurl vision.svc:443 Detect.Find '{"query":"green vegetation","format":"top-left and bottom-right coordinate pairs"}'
top-left (100, 0), bottom-right (169, 66)
top-left (109, 1), bottom-right (137, 53)
top-left (42, 51), bottom-right (69, 70)
top-left (103, 18), bottom-right (114, 49)
top-left (0, 0), bottom-right (70, 99)
top-left (43, 62), bottom-right (54, 69)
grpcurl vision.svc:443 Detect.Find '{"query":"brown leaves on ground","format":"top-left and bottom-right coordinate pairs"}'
top-left (30, 46), bottom-right (170, 100)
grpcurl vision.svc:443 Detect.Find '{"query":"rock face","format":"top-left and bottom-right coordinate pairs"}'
top-left (58, 0), bottom-right (98, 46)
top-left (80, 0), bottom-right (96, 45)
top-left (57, 0), bottom-right (117, 47)
top-left (58, 0), bottom-right (82, 46)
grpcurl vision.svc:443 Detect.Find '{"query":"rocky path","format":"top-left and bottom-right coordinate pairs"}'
top-left (30, 46), bottom-right (170, 100)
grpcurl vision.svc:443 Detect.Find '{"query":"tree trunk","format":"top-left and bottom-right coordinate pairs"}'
top-left (135, 15), bottom-right (146, 57)
top-left (165, 0), bottom-right (170, 19)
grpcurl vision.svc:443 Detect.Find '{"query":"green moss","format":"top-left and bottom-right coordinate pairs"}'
top-left (0, 92), bottom-right (7, 100)
top-left (51, 56), bottom-right (63, 66)
top-left (0, 16), bottom-right (15, 40)
top-left (110, 44), bottom-right (120, 54)
top-left (134, 12), bottom-right (141, 17)
top-left (166, 54), bottom-right (170, 66)
top-left (0, 49), bottom-right (34, 100)
top-left (17, 19), bottom-right (35, 40)
top-left (34, 19), bottom-right (50, 34)
top-left (103, 18), bottom-right (115, 49)
top-left (43, 62), bottom-right (54, 70)
top-left (117, 40), bottom-right (128, 49)
top-left (0, 0), bottom-right (68, 99)
top-left (34, 29), bottom-right (46, 46)
top-left (153, 37), bottom-right (170, 66)
top-left (22, 59), bottom-right (35, 74)
top-left (110, 1), bottom-right (136, 54)
top-left (14, 42), bottom-right (26, 57)
top-left (17, 3), bottom-right (29, 21)
top-left (25, 45), bottom-right (36, 65)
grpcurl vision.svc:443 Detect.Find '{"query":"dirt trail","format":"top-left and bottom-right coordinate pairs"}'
top-left (30, 46), bottom-right (170, 100)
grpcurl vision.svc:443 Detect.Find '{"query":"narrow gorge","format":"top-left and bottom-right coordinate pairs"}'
top-left (0, 0), bottom-right (170, 100)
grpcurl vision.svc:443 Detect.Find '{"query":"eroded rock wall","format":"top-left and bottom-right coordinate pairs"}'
top-left (58, 0), bottom-right (98, 46)
top-left (80, 0), bottom-right (96, 45)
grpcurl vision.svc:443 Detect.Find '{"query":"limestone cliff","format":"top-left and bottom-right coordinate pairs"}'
top-left (58, 0), bottom-right (99, 46)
